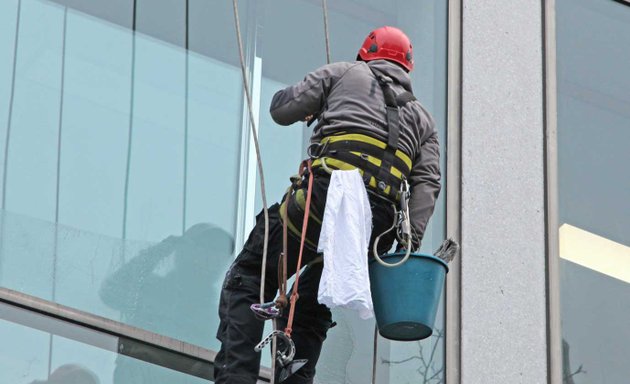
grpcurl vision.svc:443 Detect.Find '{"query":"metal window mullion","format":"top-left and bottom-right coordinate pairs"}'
top-left (542, 0), bottom-right (562, 382)
top-left (49, 5), bottom-right (69, 377)
top-left (0, 0), bottom-right (22, 289)
top-left (0, 286), bottom-right (274, 380)
top-left (445, 0), bottom-right (463, 383)
top-left (182, 0), bottom-right (189, 235)
top-left (121, 0), bottom-right (138, 262)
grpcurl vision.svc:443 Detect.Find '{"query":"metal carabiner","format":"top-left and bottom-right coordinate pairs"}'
top-left (250, 301), bottom-right (282, 320)
top-left (399, 179), bottom-right (410, 210)
top-left (399, 179), bottom-right (412, 242)
top-left (254, 330), bottom-right (308, 382)
top-left (306, 141), bottom-right (328, 159)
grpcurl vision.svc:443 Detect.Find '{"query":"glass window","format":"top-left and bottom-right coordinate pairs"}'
top-left (135, 0), bottom-right (186, 47)
top-left (0, 1), bottom-right (20, 204)
top-left (49, 0), bottom-right (134, 29)
top-left (556, 0), bottom-right (630, 382)
top-left (0, 0), bottom-right (65, 302)
top-left (0, 0), bottom-right (241, 352)
top-left (0, 0), bottom-right (447, 382)
top-left (58, 9), bottom-right (131, 239)
top-left (0, 302), bottom-right (211, 384)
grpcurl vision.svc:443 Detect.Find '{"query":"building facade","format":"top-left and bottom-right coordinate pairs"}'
top-left (0, 0), bottom-right (627, 383)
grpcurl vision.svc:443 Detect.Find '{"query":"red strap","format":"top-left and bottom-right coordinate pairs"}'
top-left (276, 186), bottom-right (292, 309)
top-left (284, 160), bottom-right (314, 338)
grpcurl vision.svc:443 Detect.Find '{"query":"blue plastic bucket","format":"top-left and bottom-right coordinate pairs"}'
top-left (369, 252), bottom-right (448, 341)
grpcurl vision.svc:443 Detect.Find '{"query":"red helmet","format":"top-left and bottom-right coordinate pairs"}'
top-left (357, 26), bottom-right (414, 72)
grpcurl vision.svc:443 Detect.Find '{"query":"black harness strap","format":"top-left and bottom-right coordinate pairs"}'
top-left (310, 68), bottom-right (417, 202)
top-left (396, 91), bottom-right (417, 106)
top-left (371, 70), bottom-right (416, 197)
top-left (321, 151), bottom-right (401, 193)
top-left (323, 140), bottom-right (411, 177)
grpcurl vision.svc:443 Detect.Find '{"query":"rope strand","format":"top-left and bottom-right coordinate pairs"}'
top-left (231, 0), bottom-right (270, 306)
top-left (284, 160), bottom-right (315, 337)
top-left (231, 1), bottom-right (332, 381)
top-left (322, 0), bottom-right (332, 64)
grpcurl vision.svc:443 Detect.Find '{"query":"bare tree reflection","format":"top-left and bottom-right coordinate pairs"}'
top-left (563, 338), bottom-right (586, 384)
top-left (382, 329), bottom-right (444, 384)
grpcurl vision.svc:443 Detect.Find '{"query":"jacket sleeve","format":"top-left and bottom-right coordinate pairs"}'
top-left (407, 128), bottom-right (442, 249)
top-left (269, 63), bottom-right (347, 126)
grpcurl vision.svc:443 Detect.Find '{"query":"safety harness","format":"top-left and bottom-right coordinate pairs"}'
top-left (281, 69), bottom-right (417, 244)
top-left (251, 67), bottom-right (418, 381)
top-left (310, 73), bottom-right (416, 202)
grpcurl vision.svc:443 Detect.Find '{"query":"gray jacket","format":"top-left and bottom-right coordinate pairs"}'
top-left (270, 60), bottom-right (441, 247)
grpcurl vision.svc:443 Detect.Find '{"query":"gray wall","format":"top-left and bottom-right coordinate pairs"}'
top-left (460, 1), bottom-right (547, 383)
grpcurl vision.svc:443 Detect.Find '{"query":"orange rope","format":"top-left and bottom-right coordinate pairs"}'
top-left (284, 159), bottom-right (314, 338)
top-left (276, 185), bottom-right (292, 309)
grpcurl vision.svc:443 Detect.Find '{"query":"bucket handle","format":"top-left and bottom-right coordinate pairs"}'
top-left (372, 209), bottom-right (412, 267)
top-left (373, 241), bottom-right (412, 267)
top-left (372, 180), bottom-right (414, 268)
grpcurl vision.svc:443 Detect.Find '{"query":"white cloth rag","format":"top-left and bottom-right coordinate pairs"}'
top-left (317, 169), bottom-right (374, 319)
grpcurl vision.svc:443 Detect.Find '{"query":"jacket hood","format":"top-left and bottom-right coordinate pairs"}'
top-left (366, 60), bottom-right (413, 92)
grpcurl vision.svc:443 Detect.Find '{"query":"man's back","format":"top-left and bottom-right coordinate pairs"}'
top-left (270, 58), bottom-right (440, 248)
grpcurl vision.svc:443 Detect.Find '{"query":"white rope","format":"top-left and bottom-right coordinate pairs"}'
top-left (231, 1), bottom-right (275, 381)
top-left (322, 0), bottom-right (331, 64)
top-left (231, 0), bottom-right (269, 306)
top-left (230, 2), bottom-right (333, 382)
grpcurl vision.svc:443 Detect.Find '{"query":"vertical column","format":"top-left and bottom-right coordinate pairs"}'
top-left (460, 1), bottom-right (547, 383)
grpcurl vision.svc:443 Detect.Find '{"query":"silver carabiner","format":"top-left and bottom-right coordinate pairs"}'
top-left (306, 141), bottom-right (328, 159)
top-left (399, 179), bottom-right (412, 241)
top-left (250, 301), bottom-right (281, 320)
top-left (255, 330), bottom-right (308, 382)
top-left (254, 330), bottom-right (295, 364)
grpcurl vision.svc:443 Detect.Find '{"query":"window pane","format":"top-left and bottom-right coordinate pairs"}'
top-left (58, 10), bottom-right (131, 239)
top-left (0, 0), bottom-right (65, 302)
top-left (0, 302), bottom-right (210, 384)
top-left (136, 0), bottom-right (186, 47)
top-left (0, 0), bottom-right (241, 352)
top-left (0, 0), bottom-right (20, 204)
top-left (0, 1), bottom-right (448, 382)
top-left (557, 0), bottom-right (630, 382)
top-left (49, 0), bottom-right (133, 28)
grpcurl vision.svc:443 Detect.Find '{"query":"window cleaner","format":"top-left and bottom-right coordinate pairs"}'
top-left (218, 8), bottom-right (443, 382)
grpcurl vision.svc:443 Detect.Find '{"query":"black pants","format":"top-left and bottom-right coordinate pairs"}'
top-left (214, 176), bottom-right (396, 384)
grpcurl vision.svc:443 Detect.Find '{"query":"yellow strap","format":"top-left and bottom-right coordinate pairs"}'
top-left (279, 200), bottom-right (318, 248)
top-left (294, 189), bottom-right (322, 225)
top-left (311, 157), bottom-right (395, 196)
top-left (320, 133), bottom-right (413, 171)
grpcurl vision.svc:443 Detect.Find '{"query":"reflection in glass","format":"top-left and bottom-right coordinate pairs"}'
top-left (99, 224), bottom-right (233, 350)
top-left (557, 0), bottom-right (630, 382)
top-left (0, 302), bottom-right (209, 384)
top-left (28, 364), bottom-right (100, 384)
top-left (0, 0), bottom-right (241, 351)
top-left (0, 0), bottom-right (448, 382)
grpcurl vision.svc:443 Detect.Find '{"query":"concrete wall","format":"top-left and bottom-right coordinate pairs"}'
top-left (460, 1), bottom-right (547, 383)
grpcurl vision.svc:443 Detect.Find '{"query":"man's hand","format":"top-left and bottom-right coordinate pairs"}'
top-left (303, 114), bottom-right (314, 122)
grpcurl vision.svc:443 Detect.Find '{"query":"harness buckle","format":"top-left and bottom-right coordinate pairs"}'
top-left (306, 141), bottom-right (328, 159)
